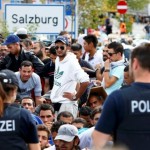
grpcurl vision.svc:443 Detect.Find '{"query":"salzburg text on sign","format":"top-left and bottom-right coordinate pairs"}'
top-left (5, 4), bottom-right (65, 34)
top-left (12, 14), bottom-right (58, 26)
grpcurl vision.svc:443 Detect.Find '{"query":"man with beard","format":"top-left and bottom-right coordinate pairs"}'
top-left (92, 43), bottom-right (150, 150)
top-left (102, 42), bottom-right (125, 94)
top-left (15, 60), bottom-right (42, 105)
top-left (37, 125), bottom-right (50, 150)
top-left (54, 124), bottom-right (80, 150)
top-left (50, 36), bottom-right (89, 118)
top-left (0, 35), bottom-right (44, 75)
top-left (0, 44), bottom-right (10, 61)
top-left (33, 41), bottom-right (51, 64)
top-left (95, 44), bottom-right (109, 81)
top-left (96, 42), bottom-right (125, 94)
top-left (32, 41), bottom-right (51, 95)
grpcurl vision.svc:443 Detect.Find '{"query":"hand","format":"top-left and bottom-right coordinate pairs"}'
top-left (45, 122), bottom-right (53, 131)
top-left (104, 59), bottom-right (110, 69)
top-left (63, 92), bottom-right (75, 100)
top-left (36, 97), bottom-right (46, 106)
top-left (92, 80), bottom-right (101, 86)
top-left (95, 63), bottom-right (102, 70)
top-left (39, 97), bottom-right (46, 104)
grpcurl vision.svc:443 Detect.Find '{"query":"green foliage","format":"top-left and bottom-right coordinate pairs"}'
top-left (0, 20), bottom-right (39, 39)
top-left (78, 0), bottom-right (103, 29)
top-left (0, 19), bottom-right (9, 38)
top-left (78, 0), bottom-right (150, 30)
top-left (126, 0), bottom-right (150, 10)
top-left (26, 23), bottom-right (39, 35)
top-left (124, 14), bottom-right (133, 33)
top-left (106, 0), bottom-right (150, 10)
top-left (40, 0), bottom-right (46, 4)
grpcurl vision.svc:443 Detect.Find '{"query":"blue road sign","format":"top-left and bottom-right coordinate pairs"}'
top-left (0, 0), bottom-right (1, 10)
top-left (53, 0), bottom-right (76, 16)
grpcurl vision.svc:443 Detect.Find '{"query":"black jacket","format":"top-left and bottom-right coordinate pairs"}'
top-left (79, 58), bottom-right (96, 78)
top-left (0, 48), bottom-right (44, 76)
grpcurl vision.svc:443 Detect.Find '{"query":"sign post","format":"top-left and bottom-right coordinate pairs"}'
top-left (117, 0), bottom-right (128, 14)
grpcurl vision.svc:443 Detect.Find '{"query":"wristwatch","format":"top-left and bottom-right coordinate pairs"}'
top-left (104, 69), bottom-right (110, 72)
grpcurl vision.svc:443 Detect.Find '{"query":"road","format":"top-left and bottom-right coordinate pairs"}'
top-left (112, 18), bottom-right (146, 39)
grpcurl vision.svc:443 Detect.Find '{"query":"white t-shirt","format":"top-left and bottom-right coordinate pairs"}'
top-left (84, 50), bottom-right (104, 69)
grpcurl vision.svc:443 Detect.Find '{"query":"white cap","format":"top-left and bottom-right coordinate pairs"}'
top-left (16, 28), bottom-right (27, 35)
top-left (55, 124), bottom-right (78, 142)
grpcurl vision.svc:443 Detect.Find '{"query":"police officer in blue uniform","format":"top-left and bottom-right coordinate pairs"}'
top-left (92, 43), bottom-right (150, 150)
top-left (0, 69), bottom-right (40, 150)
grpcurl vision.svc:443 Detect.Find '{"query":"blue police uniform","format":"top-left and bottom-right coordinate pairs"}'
top-left (0, 104), bottom-right (39, 150)
top-left (95, 82), bottom-right (150, 150)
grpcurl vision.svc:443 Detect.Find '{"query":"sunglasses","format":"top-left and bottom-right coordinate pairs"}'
top-left (55, 46), bottom-right (65, 50)
top-left (108, 52), bottom-right (117, 56)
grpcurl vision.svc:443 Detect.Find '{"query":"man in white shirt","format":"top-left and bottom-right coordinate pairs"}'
top-left (50, 36), bottom-right (90, 118)
top-left (83, 34), bottom-right (104, 69)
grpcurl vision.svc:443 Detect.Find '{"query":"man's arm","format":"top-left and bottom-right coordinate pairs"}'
top-left (29, 54), bottom-right (44, 76)
top-left (63, 81), bottom-right (89, 100)
top-left (103, 71), bottom-right (118, 88)
top-left (75, 81), bottom-right (89, 100)
top-left (44, 78), bottom-right (50, 93)
top-left (35, 96), bottom-right (44, 106)
top-left (92, 130), bottom-right (110, 150)
top-left (103, 59), bottom-right (118, 88)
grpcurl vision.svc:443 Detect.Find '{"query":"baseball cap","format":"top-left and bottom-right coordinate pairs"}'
top-left (3, 35), bottom-right (20, 45)
top-left (16, 28), bottom-right (28, 39)
top-left (0, 69), bottom-right (18, 87)
top-left (16, 28), bottom-right (27, 35)
top-left (55, 36), bottom-right (69, 45)
top-left (55, 124), bottom-right (78, 142)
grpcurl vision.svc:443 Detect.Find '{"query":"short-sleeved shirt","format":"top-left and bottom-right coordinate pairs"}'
top-left (95, 82), bottom-right (150, 138)
top-left (102, 65), bottom-right (125, 95)
top-left (84, 50), bottom-right (104, 69)
top-left (15, 72), bottom-right (42, 99)
top-left (0, 104), bottom-right (39, 150)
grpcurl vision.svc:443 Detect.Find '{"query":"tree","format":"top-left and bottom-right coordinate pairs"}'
top-left (78, 0), bottom-right (150, 30)
top-left (106, 0), bottom-right (150, 10)
top-left (78, 0), bottom-right (104, 29)
top-left (0, 19), bottom-right (9, 38)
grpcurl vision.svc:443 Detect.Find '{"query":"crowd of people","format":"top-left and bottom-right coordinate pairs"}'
top-left (0, 26), bottom-right (149, 150)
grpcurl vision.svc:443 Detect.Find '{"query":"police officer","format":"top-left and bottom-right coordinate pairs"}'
top-left (92, 43), bottom-right (150, 150)
top-left (0, 69), bottom-right (40, 150)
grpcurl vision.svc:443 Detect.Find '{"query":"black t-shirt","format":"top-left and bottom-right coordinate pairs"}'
top-left (42, 58), bottom-right (51, 65)
top-left (42, 60), bottom-right (55, 89)
top-left (79, 59), bottom-right (96, 78)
